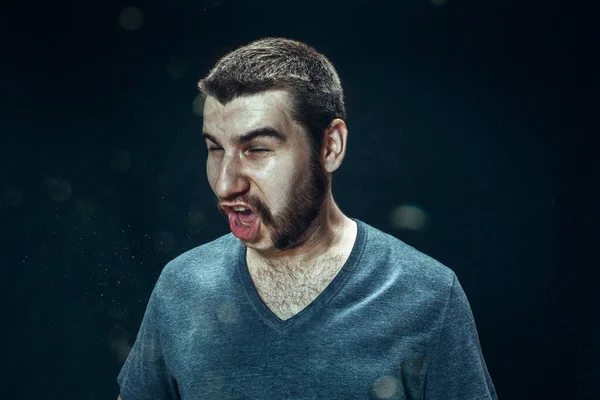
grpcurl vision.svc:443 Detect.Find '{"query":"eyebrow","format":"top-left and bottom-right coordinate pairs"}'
top-left (202, 127), bottom-right (287, 147)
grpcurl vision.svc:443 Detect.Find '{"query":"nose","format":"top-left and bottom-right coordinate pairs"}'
top-left (214, 153), bottom-right (250, 200)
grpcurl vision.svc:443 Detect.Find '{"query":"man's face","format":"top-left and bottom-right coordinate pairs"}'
top-left (203, 90), bottom-right (329, 252)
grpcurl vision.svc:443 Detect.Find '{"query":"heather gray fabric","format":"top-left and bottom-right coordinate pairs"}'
top-left (117, 218), bottom-right (497, 399)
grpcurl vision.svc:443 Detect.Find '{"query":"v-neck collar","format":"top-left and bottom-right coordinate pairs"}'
top-left (236, 218), bottom-right (367, 334)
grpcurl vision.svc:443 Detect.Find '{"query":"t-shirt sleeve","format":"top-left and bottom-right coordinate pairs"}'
top-left (423, 274), bottom-right (498, 399)
top-left (117, 287), bottom-right (179, 400)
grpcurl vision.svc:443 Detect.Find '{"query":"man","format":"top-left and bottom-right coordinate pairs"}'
top-left (117, 37), bottom-right (497, 399)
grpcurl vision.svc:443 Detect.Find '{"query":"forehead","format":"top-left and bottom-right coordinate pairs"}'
top-left (202, 90), bottom-right (298, 140)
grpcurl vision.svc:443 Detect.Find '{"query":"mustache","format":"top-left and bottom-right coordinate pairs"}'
top-left (217, 197), bottom-right (264, 216)
top-left (217, 196), bottom-right (277, 227)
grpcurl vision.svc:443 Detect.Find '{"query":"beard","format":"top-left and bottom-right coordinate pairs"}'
top-left (217, 148), bottom-right (329, 251)
top-left (269, 150), bottom-right (329, 250)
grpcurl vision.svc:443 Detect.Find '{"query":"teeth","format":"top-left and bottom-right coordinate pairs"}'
top-left (232, 206), bottom-right (249, 212)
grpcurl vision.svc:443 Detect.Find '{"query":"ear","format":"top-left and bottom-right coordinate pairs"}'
top-left (321, 119), bottom-right (348, 173)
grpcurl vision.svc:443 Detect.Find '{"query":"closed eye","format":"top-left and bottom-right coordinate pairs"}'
top-left (207, 147), bottom-right (270, 153)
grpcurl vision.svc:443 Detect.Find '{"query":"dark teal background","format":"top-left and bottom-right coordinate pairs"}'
top-left (0, 0), bottom-right (593, 399)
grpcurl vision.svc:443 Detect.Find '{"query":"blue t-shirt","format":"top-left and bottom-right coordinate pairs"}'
top-left (117, 218), bottom-right (497, 399)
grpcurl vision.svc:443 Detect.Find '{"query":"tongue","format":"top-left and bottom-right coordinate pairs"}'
top-left (238, 210), bottom-right (258, 224)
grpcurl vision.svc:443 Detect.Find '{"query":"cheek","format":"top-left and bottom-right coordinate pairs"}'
top-left (206, 160), bottom-right (218, 189)
top-left (264, 170), bottom-right (302, 207)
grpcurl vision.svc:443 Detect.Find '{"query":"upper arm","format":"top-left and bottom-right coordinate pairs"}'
top-left (117, 287), bottom-right (180, 399)
top-left (423, 275), bottom-right (497, 399)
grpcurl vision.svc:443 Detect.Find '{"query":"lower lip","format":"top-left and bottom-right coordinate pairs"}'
top-left (228, 212), bottom-right (260, 240)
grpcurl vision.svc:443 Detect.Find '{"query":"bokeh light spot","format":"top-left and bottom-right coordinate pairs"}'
top-left (110, 339), bottom-right (132, 363)
top-left (118, 7), bottom-right (144, 31)
top-left (429, 0), bottom-right (448, 6)
top-left (202, 370), bottom-right (226, 397)
top-left (44, 178), bottom-right (72, 202)
top-left (372, 375), bottom-right (398, 399)
top-left (217, 301), bottom-right (239, 324)
top-left (166, 56), bottom-right (186, 79)
top-left (111, 150), bottom-right (132, 173)
top-left (389, 204), bottom-right (429, 231)
top-left (192, 94), bottom-right (206, 117)
top-left (153, 230), bottom-right (175, 253)
top-left (185, 207), bottom-right (206, 234)
top-left (108, 325), bottom-right (132, 364)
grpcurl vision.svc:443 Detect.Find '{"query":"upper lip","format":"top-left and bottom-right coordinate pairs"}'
top-left (220, 202), bottom-right (256, 214)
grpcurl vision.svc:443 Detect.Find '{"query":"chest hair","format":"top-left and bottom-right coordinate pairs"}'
top-left (248, 254), bottom-right (347, 320)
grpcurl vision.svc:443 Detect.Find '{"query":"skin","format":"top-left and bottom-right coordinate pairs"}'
top-left (202, 89), bottom-right (355, 271)
top-left (116, 90), bottom-right (354, 399)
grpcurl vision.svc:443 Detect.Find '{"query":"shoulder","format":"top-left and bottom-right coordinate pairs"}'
top-left (356, 220), bottom-right (464, 343)
top-left (152, 233), bottom-right (239, 298)
top-left (360, 220), bottom-right (457, 296)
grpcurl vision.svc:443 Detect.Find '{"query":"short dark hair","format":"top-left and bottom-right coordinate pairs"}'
top-left (197, 37), bottom-right (346, 156)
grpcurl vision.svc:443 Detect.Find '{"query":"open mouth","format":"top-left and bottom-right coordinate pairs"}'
top-left (223, 205), bottom-right (257, 219)
top-left (235, 209), bottom-right (255, 226)
top-left (222, 205), bottom-right (260, 239)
